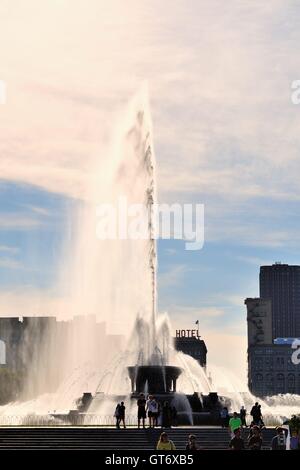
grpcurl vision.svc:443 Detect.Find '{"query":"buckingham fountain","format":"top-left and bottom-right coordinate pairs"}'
top-left (1, 89), bottom-right (299, 426)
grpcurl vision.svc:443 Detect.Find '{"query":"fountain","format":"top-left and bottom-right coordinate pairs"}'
top-left (0, 87), bottom-right (299, 427)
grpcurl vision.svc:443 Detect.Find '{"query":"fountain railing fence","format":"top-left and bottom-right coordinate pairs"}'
top-left (0, 414), bottom-right (140, 426)
top-left (0, 414), bottom-right (281, 427)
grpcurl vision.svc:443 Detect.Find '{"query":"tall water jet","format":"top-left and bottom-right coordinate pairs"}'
top-left (55, 85), bottom-right (161, 392)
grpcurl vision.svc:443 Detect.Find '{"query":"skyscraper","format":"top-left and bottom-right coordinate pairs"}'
top-left (260, 263), bottom-right (300, 338)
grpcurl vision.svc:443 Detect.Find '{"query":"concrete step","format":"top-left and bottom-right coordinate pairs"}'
top-left (0, 427), bottom-right (277, 450)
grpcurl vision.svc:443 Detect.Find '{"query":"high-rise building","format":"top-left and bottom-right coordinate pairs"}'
top-left (245, 298), bottom-right (272, 347)
top-left (246, 263), bottom-right (300, 396)
top-left (260, 263), bottom-right (300, 338)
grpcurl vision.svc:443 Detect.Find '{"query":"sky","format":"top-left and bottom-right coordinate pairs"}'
top-left (1, 0), bottom-right (300, 381)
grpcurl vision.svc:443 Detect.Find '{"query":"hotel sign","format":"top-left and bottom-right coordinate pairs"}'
top-left (175, 329), bottom-right (200, 338)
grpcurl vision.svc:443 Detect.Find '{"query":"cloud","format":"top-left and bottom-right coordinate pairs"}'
top-left (235, 255), bottom-right (273, 266)
top-left (0, 0), bottom-right (299, 254)
top-left (158, 264), bottom-right (189, 289)
top-left (167, 304), bottom-right (226, 331)
top-left (0, 258), bottom-right (23, 270)
top-left (0, 245), bottom-right (19, 254)
top-left (21, 205), bottom-right (51, 217)
top-left (0, 0), bottom-right (299, 205)
top-left (0, 288), bottom-right (70, 318)
top-left (164, 248), bottom-right (177, 256)
top-left (0, 214), bottom-right (42, 230)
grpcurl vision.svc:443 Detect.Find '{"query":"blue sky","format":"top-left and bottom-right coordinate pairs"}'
top-left (0, 182), bottom-right (72, 289)
top-left (1, 0), bottom-right (300, 376)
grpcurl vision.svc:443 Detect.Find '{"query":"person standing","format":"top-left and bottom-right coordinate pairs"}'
top-left (171, 405), bottom-right (178, 427)
top-left (257, 404), bottom-right (264, 426)
top-left (248, 425), bottom-right (262, 450)
top-left (185, 434), bottom-right (200, 451)
top-left (290, 430), bottom-right (300, 450)
top-left (271, 427), bottom-right (287, 450)
top-left (250, 402), bottom-right (260, 425)
top-left (162, 401), bottom-right (172, 428)
top-left (152, 397), bottom-right (159, 427)
top-left (137, 393), bottom-right (146, 429)
top-left (229, 428), bottom-right (245, 450)
top-left (156, 432), bottom-right (176, 450)
top-left (220, 407), bottom-right (229, 429)
top-left (229, 412), bottom-right (242, 437)
top-left (114, 403), bottom-right (121, 429)
top-left (146, 395), bottom-right (156, 428)
top-left (118, 401), bottom-right (126, 429)
top-left (240, 406), bottom-right (247, 427)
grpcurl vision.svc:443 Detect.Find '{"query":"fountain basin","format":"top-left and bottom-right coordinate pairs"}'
top-left (127, 365), bottom-right (182, 395)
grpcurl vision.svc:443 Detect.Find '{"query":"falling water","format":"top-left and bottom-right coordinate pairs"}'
top-left (0, 86), bottom-right (161, 416)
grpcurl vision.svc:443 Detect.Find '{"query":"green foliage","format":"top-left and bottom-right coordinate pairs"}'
top-left (289, 414), bottom-right (300, 433)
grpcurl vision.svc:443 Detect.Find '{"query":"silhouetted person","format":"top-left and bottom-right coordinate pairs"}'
top-left (114, 403), bottom-right (121, 429)
top-left (271, 427), bottom-right (287, 450)
top-left (257, 404), bottom-right (264, 426)
top-left (248, 425), bottom-right (262, 450)
top-left (229, 428), bottom-right (245, 450)
top-left (137, 393), bottom-right (146, 429)
top-left (250, 402), bottom-right (261, 425)
top-left (156, 400), bottom-right (161, 427)
top-left (152, 397), bottom-right (159, 427)
top-left (220, 407), bottom-right (229, 428)
top-left (186, 434), bottom-right (200, 451)
top-left (240, 406), bottom-right (247, 427)
top-left (118, 401), bottom-right (126, 429)
top-left (162, 401), bottom-right (172, 428)
top-left (171, 405), bottom-right (178, 427)
top-left (290, 431), bottom-right (300, 450)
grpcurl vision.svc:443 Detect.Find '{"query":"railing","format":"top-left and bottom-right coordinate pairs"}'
top-left (0, 414), bottom-right (281, 427)
top-left (0, 414), bottom-right (138, 427)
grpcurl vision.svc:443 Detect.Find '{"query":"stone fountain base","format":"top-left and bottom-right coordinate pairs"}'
top-left (127, 365), bottom-right (182, 395)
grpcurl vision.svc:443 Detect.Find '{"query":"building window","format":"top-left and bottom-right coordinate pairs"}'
top-left (255, 373), bottom-right (264, 391)
top-left (276, 373), bottom-right (285, 393)
top-left (266, 373), bottom-right (274, 394)
top-left (287, 374), bottom-right (296, 394)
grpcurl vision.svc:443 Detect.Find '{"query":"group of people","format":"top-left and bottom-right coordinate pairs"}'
top-left (223, 402), bottom-right (300, 450)
top-left (225, 403), bottom-right (266, 450)
top-left (220, 402), bottom-right (264, 430)
top-left (229, 424), bottom-right (263, 450)
top-left (229, 424), bottom-right (300, 450)
top-left (114, 393), bottom-right (177, 429)
top-left (114, 398), bottom-right (300, 450)
top-left (157, 427), bottom-right (300, 451)
top-left (156, 432), bottom-right (199, 451)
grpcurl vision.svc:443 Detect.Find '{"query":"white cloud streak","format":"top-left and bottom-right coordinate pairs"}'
top-left (0, 0), bottom-right (299, 204)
